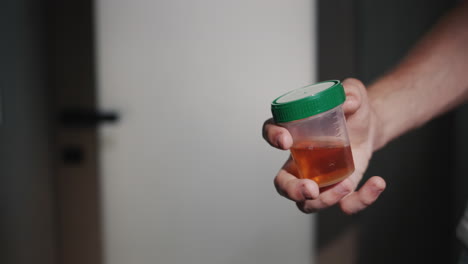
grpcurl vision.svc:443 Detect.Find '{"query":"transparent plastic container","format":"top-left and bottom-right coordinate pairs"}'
top-left (271, 80), bottom-right (355, 187)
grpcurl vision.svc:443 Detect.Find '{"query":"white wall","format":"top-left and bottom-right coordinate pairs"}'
top-left (96, 1), bottom-right (317, 263)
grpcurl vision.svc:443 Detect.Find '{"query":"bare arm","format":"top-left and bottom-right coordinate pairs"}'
top-left (263, 2), bottom-right (468, 214)
top-left (370, 2), bottom-right (468, 150)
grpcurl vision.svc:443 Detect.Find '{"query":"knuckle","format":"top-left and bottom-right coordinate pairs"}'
top-left (340, 180), bottom-right (355, 194)
top-left (273, 175), bottom-right (281, 188)
top-left (344, 78), bottom-right (365, 89)
top-left (273, 176), bottom-right (286, 197)
top-left (360, 197), bottom-right (374, 207)
top-left (343, 78), bottom-right (366, 100)
top-left (262, 120), bottom-right (273, 140)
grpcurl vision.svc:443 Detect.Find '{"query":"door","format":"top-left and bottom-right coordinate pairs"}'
top-left (0, 1), bottom-right (56, 264)
top-left (95, 0), bottom-right (317, 263)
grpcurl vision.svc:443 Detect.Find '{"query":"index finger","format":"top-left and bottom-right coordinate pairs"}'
top-left (262, 118), bottom-right (293, 150)
top-left (274, 158), bottom-right (320, 201)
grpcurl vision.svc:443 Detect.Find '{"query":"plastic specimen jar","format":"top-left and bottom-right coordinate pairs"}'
top-left (271, 80), bottom-right (355, 187)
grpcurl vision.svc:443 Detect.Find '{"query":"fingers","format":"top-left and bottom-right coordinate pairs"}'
top-left (342, 78), bottom-right (366, 116)
top-left (274, 164), bottom-right (319, 202)
top-left (262, 118), bottom-right (293, 150)
top-left (263, 78), bottom-right (366, 149)
top-left (339, 176), bottom-right (386, 215)
top-left (296, 178), bottom-right (356, 213)
top-left (267, 77), bottom-right (383, 215)
top-left (294, 176), bottom-right (385, 214)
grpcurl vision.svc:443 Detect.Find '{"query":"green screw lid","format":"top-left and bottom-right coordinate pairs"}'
top-left (271, 80), bottom-right (346, 123)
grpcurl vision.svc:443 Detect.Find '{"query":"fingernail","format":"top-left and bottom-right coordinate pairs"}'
top-left (301, 185), bottom-right (314, 199)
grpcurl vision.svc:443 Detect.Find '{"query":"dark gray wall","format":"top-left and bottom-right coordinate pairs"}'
top-left (318, 0), bottom-right (463, 263)
top-left (0, 1), bottom-right (56, 264)
top-left (357, 1), bottom-right (459, 263)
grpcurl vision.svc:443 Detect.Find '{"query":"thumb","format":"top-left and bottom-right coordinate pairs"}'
top-left (339, 176), bottom-right (386, 215)
top-left (342, 78), bottom-right (366, 117)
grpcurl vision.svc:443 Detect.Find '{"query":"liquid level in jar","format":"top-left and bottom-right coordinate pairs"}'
top-left (290, 140), bottom-right (355, 187)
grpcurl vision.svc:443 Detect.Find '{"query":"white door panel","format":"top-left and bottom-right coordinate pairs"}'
top-left (96, 1), bottom-right (316, 263)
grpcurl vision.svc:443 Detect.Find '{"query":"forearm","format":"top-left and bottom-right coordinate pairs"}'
top-left (369, 2), bottom-right (468, 150)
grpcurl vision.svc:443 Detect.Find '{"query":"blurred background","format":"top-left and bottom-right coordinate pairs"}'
top-left (1, 0), bottom-right (467, 264)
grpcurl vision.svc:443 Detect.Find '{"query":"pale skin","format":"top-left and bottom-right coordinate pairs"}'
top-left (263, 2), bottom-right (468, 214)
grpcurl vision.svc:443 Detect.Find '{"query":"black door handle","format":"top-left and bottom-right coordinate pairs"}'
top-left (60, 108), bottom-right (120, 128)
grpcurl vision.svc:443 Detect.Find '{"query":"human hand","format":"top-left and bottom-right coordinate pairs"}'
top-left (263, 78), bottom-right (386, 214)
